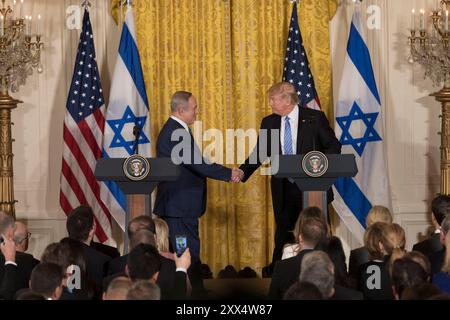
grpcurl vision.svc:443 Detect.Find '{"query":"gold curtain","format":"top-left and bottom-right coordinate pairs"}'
top-left (111, 0), bottom-right (337, 276)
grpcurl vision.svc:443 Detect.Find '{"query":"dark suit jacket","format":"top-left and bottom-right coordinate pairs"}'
top-left (91, 241), bottom-right (120, 259)
top-left (358, 260), bottom-right (393, 300)
top-left (0, 252), bottom-right (39, 295)
top-left (332, 285), bottom-right (363, 300)
top-left (430, 248), bottom-right (445, 275)
top-left (154, 118), bottom-right (232, 218)
top-left (348, 246), bottom-right (369, 280)
top-left (239, 108), bottom-right (341, 214)
top-left (0, 264), bottom-right (17, 300)
top-left (268, 249), bottom-right (314, 299)
top-left (412, 233), bottom-right (443, 257)
top-left (105, 253), bottom-right (183, 300)
top-left (79, 242), bottom-right (111, 295)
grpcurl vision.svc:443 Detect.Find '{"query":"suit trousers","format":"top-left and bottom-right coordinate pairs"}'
top-left (272, 178), bottom-right (303, 263)
top-left (163, 216), bottom-right (201, 263)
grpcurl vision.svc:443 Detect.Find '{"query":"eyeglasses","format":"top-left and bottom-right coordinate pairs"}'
top-left (18, 232), bottom-right (31, 243)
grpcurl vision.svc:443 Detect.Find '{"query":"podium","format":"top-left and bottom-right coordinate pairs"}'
top-left (273, 154), bottom-right (357, 219)
top-left (94, 157), bottom-right (179, 253)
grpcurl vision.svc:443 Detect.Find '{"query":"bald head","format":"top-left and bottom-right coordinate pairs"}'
top-left (104, 276), bottom-right (132, 300)
top-left (14, 221), bottom-right (30, 252)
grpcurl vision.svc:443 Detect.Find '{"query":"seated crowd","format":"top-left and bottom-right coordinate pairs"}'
top-left (0, 195), bottom-right (450, 300)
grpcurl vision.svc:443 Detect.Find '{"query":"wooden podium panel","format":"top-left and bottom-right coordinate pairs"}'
top-left (306, 191), bottom-right (326, 211)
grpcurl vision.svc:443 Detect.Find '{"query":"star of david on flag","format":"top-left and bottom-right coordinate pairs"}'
top-left (107, 106), bottom-right (150, 155)
top-left (332, 3), bottom-right (391, 245)
top-left (336, 101), bottom-right (382, 157)
top-left (100, 6), bottom-right (151, 231)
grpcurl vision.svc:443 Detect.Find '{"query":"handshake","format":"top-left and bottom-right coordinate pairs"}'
top-left (230, 168), bottom-right (244, 183)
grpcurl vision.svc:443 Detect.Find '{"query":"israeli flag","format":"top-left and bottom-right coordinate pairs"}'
top-left (100, 7), bottom-right (151, 231)
top-left (332, 4), bottom-right (391, 245)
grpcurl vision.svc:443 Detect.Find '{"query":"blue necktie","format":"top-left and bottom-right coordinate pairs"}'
top-left (284, 116), bottom-right (293, 155)
top-left (284, 116), bottom-right (295, 183)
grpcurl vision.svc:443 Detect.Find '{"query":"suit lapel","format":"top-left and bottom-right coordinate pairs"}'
top-left (296, 107), bottom-right (305, 154)
top-left (271, 115), bottom-right (282, 155)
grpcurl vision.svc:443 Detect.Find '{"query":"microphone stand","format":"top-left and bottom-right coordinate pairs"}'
top-left (133, 125), bottom-right (141, 155)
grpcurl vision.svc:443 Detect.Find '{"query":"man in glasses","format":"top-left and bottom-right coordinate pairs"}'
top-left (13, 221), bottom-right (32, 254)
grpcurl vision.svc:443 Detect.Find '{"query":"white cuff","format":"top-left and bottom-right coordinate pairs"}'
top-left (176, 267), bottom-right (187, 274)
top-left (5, 261), bottom-right (17, 267)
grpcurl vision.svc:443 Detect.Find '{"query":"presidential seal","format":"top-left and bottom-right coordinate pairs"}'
top-left (123, 154), bottom-right (150, 181)
top-left (302, 151), bottom-right (329, 178)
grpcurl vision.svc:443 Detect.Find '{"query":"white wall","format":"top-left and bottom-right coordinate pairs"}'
top-left (11, 0), bottom-right (440, 260)
top-left (330, 0), bottom-right (441, 255)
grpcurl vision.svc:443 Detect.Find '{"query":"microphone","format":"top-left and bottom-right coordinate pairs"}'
top-left (133, 125), bottom-right (141, 154)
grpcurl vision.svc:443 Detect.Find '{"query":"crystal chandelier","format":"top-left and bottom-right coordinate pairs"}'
top-left (409, 0), bottom-right (450, 195)
top-left (0, 0), bottom-right (43, 93)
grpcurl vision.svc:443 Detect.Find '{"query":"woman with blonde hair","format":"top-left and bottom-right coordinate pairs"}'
top-left (154, 218), bottom-right (172, 259)
top-left (381, 223), bottom-right (407, 274)
top-left (349, 205), bottom-right (393, 279)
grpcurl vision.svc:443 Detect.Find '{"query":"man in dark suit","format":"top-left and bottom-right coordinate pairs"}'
top-left (0, 226), bottom-right (17, 300)
top-left (430, 214), bottom-right (450, 274)
top-left (413, 195), bottom-right (450, 257)
top-left (66, 206), bottom-right (111, 297)
top-left (268, 217), bottom-right (327, 299)
top-left (0, 212), bottom-right (39, 298)
top-left (154, 91), bottom-right (242, 263)
top-left (239, 82), bottom-right (341, 267)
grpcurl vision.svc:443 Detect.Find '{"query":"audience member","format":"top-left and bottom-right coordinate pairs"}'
top-left (42, 240), bottom-right (91, 300)
top-left (413, 195), bottom-right (450, 257)
top-left (349, 205), bottom-right (392, 280)
top-left (103, 276), bottom-right (132, 300)
top-left (299, 251), bottom-right (335, 299)
top-left (238, 267), bottom-right (257, 278)
top-left (0, 215), bottom-right (17, 300)
top-left (401, 283), bottom-right (442, 300)
top-left (0, 212), bottom-right (38, 298)
top-left (66, 205), bottom-right (111, 296)
top-left (154, 218), bottom-right (172, 260)
top-left (217, 265), bottom-right (238, 279)
top-left (268, 216), bottom-right (327, 299)
top-left (325, 236), bottom-right (355, 289)
top-left (126, 280), bottom-right (161, 300)
top-left (282, 207), bottom-right (326, 260)
top-left (283, 281), bottom-right (323, 300)
top-left (358, 222), bottom-right (394, 300)
top-left (432, 215), bottom-right (450, 295)
top-left (30, 262), bottom-right (64, 300)
top-left (391, 257), bottom-right (428, 299)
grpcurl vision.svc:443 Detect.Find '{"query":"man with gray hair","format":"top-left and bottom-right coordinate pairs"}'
top-left (0, 211), bottom-right (17, 299)
top-left (299, 251), bottom-right (335, 299)
top-left (154, 91), bottom-right (243, 263)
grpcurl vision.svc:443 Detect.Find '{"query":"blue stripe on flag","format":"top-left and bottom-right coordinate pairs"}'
top-left (334, 177), bottom-right (372, 228)
top-left (347, 22), bottom-right (381, 106)
top-left (101, 150), bottom-right (127, 212)
top-left (118, 23), bottom-right (149, 109)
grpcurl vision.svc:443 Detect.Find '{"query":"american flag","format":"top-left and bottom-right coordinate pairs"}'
top-left (282, 2), bottom-right (321, 110)
top-left (60, 9), bottom-right (111, 243)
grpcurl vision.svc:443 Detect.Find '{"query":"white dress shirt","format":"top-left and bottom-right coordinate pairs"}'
top-left (280, 105), bottom-right (299, 155)
top-left (170, 115), bottom-right (190, 132)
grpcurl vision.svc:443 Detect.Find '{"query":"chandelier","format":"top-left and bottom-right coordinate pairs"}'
top-left (0, 0), bottom-right (44, 216)
top-left (0, 0), bottom-right (43, 93)
top-left (409, 0), bottom-right (450, 195)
